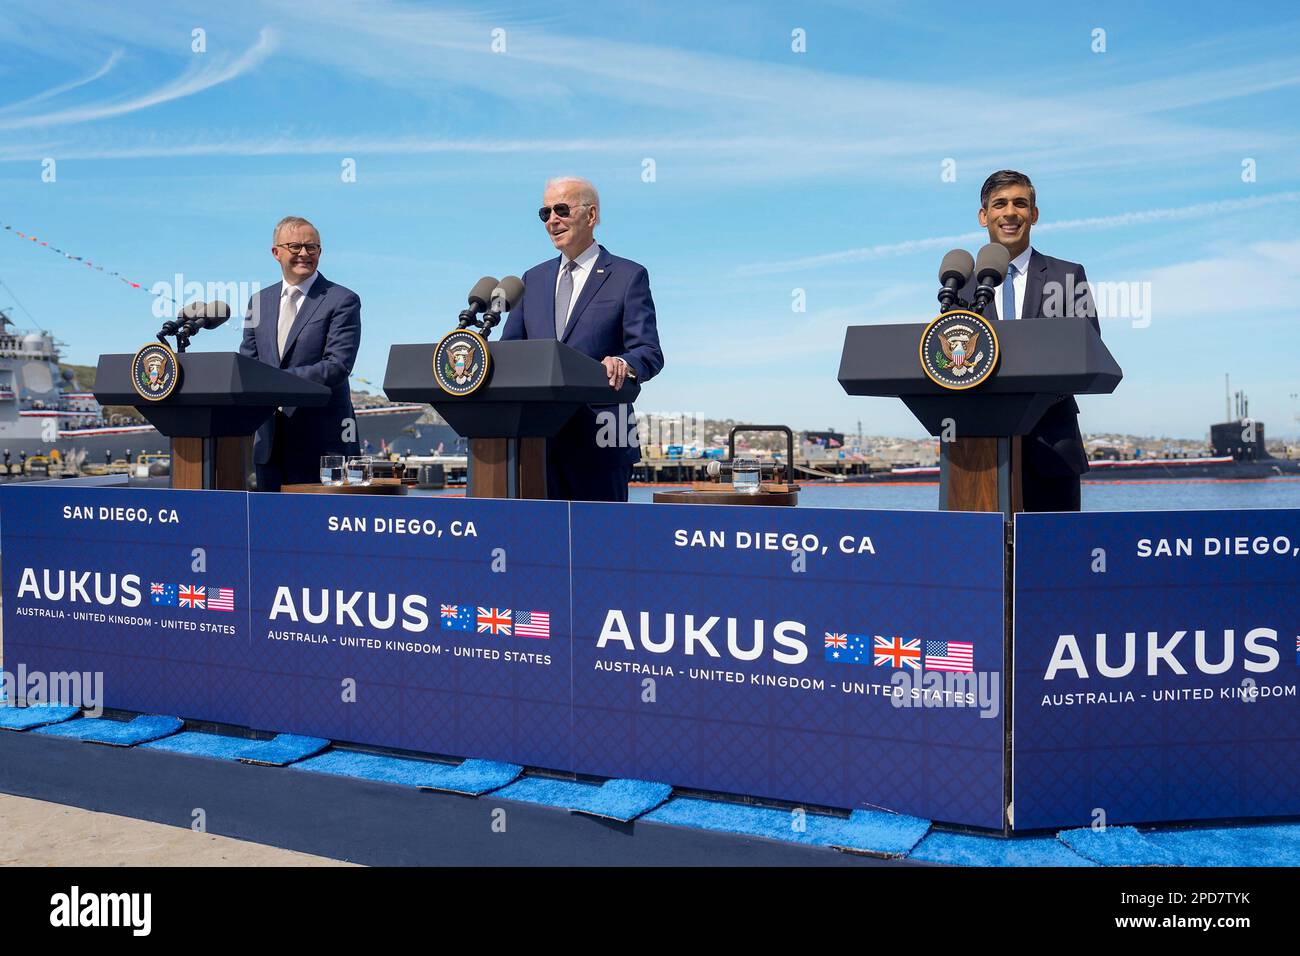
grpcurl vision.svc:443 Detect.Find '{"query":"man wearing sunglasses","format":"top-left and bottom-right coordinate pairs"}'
top-left (501, 177), bottom-right (664, 502)
top-left (239, 216), bottom-right (361, 491)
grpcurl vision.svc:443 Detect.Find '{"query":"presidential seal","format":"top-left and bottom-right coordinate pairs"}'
top-left (130, 342), bottom-right (180, 401)
top-left (919, 309), bottom-right (1000, 390)
top-left (432, 328), bottom-right (490, 397)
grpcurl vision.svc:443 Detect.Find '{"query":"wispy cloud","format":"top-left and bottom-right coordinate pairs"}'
top-left (0, 29), bottom-right (275, 131)
top-left (0, 49), bottom-right (123, 114)
top-left (737, 192), bottom-right (1300, 276)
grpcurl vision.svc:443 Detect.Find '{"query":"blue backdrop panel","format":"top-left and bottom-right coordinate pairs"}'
top-left (1014, 509), bottom-right (1300, 830)
top-left (1, 485), bottom-right (251, 723)
top-left (246, 494), bottom-right (572, 769)
top-left (570, 502), bottom-right (1006, 828)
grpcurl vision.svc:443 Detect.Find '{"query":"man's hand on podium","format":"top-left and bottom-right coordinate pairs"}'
top-left (602, 356), bottom-right (634, 389)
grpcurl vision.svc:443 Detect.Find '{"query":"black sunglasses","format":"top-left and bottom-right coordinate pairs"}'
top-left (538, 202), bottom-right (589, 222)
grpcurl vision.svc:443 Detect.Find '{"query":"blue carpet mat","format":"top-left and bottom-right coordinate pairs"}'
top-left (291, 750), bottom-right (521, 794)
top-left (643, 797), bottom-right (931, 857)
top-left (141, 731), bottom-right (328, 766)
top-left (1058, 826), bottom-right (1182, 866)
top-left (911, 831), bottom-right (1096, 867)
top-left (31, 714), bottom-right (182, 746)
top-left (238, 734), bottom-right (329, 766)
top-left (1139, 824), bottom-right (1300, 867)
top-left (494, 777), bottom-right (672, 822)
top-left (0, 704), bottom-right (81, 732)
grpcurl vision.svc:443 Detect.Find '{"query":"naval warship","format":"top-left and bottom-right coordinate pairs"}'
top-left (0, 310), bottom-right (449, 467)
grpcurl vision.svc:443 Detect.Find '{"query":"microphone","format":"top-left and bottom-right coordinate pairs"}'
top-left (971, 243), bottom-right (1010, 313)
top-left (178, 299), bottom-right (223, 338)
top-left (159, 301), bottom-right (204, 342)
top-left (936, 249), bottom-right (975, 312)
top-left (200, 300), bottom-right (233, 331)
top-left (480, 276), bottom-right (524, 335)
top-left (458, 276), bottom-right (498, 329)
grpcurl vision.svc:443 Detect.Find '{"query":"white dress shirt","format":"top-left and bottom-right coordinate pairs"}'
top-left (995, 246), bottom-right (1032, 320)
top-left (282, 271), bottom-right (319, 314)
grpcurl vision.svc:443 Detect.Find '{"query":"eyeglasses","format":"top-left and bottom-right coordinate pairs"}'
top-left (276, 242), bottom-right (321, 254)
top-left (538, 203), bottom-right (590, 222)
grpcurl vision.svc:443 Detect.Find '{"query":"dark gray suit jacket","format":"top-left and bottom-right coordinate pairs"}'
top-left (960, 249), bottom-right (1099, 476)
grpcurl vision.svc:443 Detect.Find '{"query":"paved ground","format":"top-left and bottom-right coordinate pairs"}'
top-left (0, 792), bottom-right (353, 867)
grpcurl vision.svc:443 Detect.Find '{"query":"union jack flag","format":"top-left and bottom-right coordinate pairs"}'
top-left (824, 633), bottom-right (848, 648)
top-left (178, 585), bottom-right (206, 610)
top-left (873, 635), bottom-right (921, 669)
top-left (476, 607), bottom-right (512, 636)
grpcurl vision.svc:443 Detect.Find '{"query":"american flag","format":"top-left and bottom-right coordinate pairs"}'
top-left (476, 607), bottom-right (512, 636)
top-left (207, 587), bottom-right (235, 612)
top-left (150, 582), bottom-right (177, 607)
top-left (441, 604), bottom-right (473, 632)
top-left (179, 585), bottom-right (206, 609)
top-left (514, 610), bottom-right (550, 639)
top-left (873, 635), bottom-right (922, 669)
top-left (925, 640), bottom-right (974, 672)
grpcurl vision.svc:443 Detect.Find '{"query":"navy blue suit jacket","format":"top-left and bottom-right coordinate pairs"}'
top-left (239, 273), bottom-right (361, 469)
top-left (960, 248), bottom-right (1098, 477)
top-left (500, 245), bottom-right (664, 464)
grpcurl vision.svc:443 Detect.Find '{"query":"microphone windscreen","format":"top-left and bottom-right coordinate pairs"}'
top-left (179, 300), bottom-right (206, 321)
top-left (492, 276), bottom-right (525, 312)
top-left (938, 249), bottom-right (975, 285)
top-left (974, 243), bottom-right (1010, 285)
top-left (203, 300), bottom-right (233, 329)
top-left (467, 276), bottom-right (498, 310)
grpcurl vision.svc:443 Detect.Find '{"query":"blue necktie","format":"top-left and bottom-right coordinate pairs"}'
top-left (1002, 262), bottom-right (1018, 320)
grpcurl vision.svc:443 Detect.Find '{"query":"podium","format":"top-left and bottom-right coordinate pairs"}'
top-left (94, 352), bottom-right (331, 490)
top-left (384, 339), bottom-right (639, 498)
top-left (838, 318), bottom-right (1121, 515)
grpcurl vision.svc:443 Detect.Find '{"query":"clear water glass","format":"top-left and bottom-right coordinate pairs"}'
top-left (732, 457), bottom-right (761, 494)
top-left (320, 455), bottom-right (345, 486)
top-left (345, 456), bottom-right (372, 486)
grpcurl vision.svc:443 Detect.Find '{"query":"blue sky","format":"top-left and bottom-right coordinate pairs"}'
top-left (0, 0), bottom-right (1298, 440)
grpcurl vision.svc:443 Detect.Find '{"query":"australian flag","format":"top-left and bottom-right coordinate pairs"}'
top-left (441, 604), bottom-right (473, 632)
top-left (824, 633), bottom-right (872, 665)
top-left (150, 582), bottom-right (178, 607)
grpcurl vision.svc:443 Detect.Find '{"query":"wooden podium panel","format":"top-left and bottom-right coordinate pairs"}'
top-left (943, 437), bottom-right (1023, 514)
top-left (469, 437), bottom-right (548, 499)
top-left (171, 437), bottom-right (249, 491)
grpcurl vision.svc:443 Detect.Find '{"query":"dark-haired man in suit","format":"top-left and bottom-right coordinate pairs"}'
top-left (501, 177), bottom-right (664, 502)
top-left (961, 170), bottom-right (1099, 512)
top-left (240, 216), bottom-right (361, 492)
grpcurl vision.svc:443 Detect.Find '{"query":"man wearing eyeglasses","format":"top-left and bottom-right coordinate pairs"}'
top-left (239, 216), bottom-right (361, 492)
top-left (500, 177), bottom-right (664, 502)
